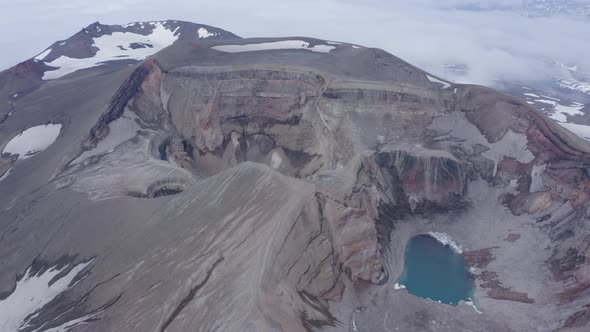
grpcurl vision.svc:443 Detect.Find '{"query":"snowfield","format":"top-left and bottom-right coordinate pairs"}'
top-left (198, 27), bottom-right (217, 38)
top-left (556, 77), bottom-right (590, 95)
top-left (521, 91), bottom-right (590, 141)
top-left (0, 261), bottom-right (90, 332)
top-left (559, 122), bottom-right (590, 140)
top-left (212, 40), bottom-right (335, 53)
top-left (428, 232), bottom-right (463, 253)
top-left (426, 74), bottom-right (451, 89)
top-left (34, 48), bottom-right (52, 61)
top-left (2, 124), bottom-right (62, 160)
top-left (41, 22), bottom-right (183, 80)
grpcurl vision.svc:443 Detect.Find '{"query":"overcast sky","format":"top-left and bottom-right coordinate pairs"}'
top-left (1, 0), bottom-right (589, 86)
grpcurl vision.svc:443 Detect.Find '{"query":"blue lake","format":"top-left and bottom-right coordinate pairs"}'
top-left (397, 234), bottom-right (474, 305)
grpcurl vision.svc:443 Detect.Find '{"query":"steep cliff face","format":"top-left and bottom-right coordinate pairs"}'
top-left (3, 32), bottom-right (590, 332)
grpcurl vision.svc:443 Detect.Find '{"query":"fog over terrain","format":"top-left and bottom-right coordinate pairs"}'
top-left (1, 0), bottom-right (589, 86)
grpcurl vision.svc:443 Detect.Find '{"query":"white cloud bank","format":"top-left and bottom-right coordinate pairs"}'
top-left (1, 0), bottom-right (590, 86)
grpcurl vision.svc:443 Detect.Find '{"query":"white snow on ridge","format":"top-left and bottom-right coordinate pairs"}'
top-left (557, 77), bottom-right (590, 94)
top-left (42, 22), bottom-right (179, 80)
top-left (428, 232), bottom-right (463, 253)
top-left (559, 122), bottom-right (590, 140)
top-left (2, 124), bottom-right (62, 160)
top-left (426, 74), bottom-right (451, 89)
top-left (552, 102), bottom-right (585, 122)
top-left (0, 261), bottom-right (91, 332)
top-left (35, 48), bottom-right (52, 61)
top-left (198, 27), bottom-right (217, 38)
top-left (212, 40), bottom-right (335, 54)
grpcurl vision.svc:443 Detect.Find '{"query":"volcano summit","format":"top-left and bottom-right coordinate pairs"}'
top-left (1, 20), bottom-right (590, 332)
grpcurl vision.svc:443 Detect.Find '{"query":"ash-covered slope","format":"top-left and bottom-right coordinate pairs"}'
top-left (2, 23), bottom-right (590, 332)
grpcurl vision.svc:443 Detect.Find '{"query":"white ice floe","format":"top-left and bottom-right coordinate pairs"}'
top-left (197, 27), bottom-right (217, 38)
top-left (0, 261), bottom-right (91, 332)
top-left (428, 232), bottom-right (463, 253)
top-left (393, 283), bottom-right (406, 290)
top-left (35, 48), bottom-right (52, 61)
top-left (2, 124), bottom-right (62, 160)
top-left (426, 74), bottom-right (451, 89)
top-left (212, 40), bottom-right (335, 54)
top-left (42, 22), bottom-right (179, 80)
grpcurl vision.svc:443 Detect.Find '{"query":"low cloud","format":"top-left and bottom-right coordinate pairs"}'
top-left (1, 0), bottom-right (589, 87)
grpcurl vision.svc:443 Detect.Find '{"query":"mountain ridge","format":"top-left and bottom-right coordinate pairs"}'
top-left (2, 20), bottom-right (590, 331)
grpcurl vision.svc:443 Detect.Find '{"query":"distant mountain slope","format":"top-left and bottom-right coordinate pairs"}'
top-left (0, 20), bottom-right (240, 124)
top-left (33, 20), bottom-right (240, 80)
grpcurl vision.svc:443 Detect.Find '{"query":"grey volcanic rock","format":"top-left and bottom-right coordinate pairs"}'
top-left (2, 22), bottom-right (590, 332)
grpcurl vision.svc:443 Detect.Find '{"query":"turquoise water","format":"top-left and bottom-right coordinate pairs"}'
top-left (398, 234), bottom-right (474, 305)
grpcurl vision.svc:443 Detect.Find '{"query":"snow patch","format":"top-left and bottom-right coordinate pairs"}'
top-left (34, 48), bottom-right (52, 61)
top-left (42, 22), bottom-right (178, 80)
top-left (523, 92), bottom-right (540, 98)
top-left (558, 122), bottom-right (590, 141)
top-left (426, 74), bottom-right (451, 89)
top-left (556, 77), bottom-right (590, 94)
top-left (0, 261), bottom-right (91, 332)
top-left (0, 167), bottom-right (12, 182)
top-left (463, 298), bottom-right (483, 314)
top-left (2, 124), bottom-right (62, 160)
top-left (212, 40), bottom-right (335, 54)
top-left (40, 312), bottom-right (98, 332)
top-left (271, 151), bottom-right (282, 169)
top-left (552, 102), bottom-right (584, 122)
top-left (351, 45), bottom-right (360, 49)
top-left (393, 282), bottom-right (406, 290)
top-left (197, 27), bottom-right (217, 38)
top-left (427, 232), bottom-right (463, 253)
